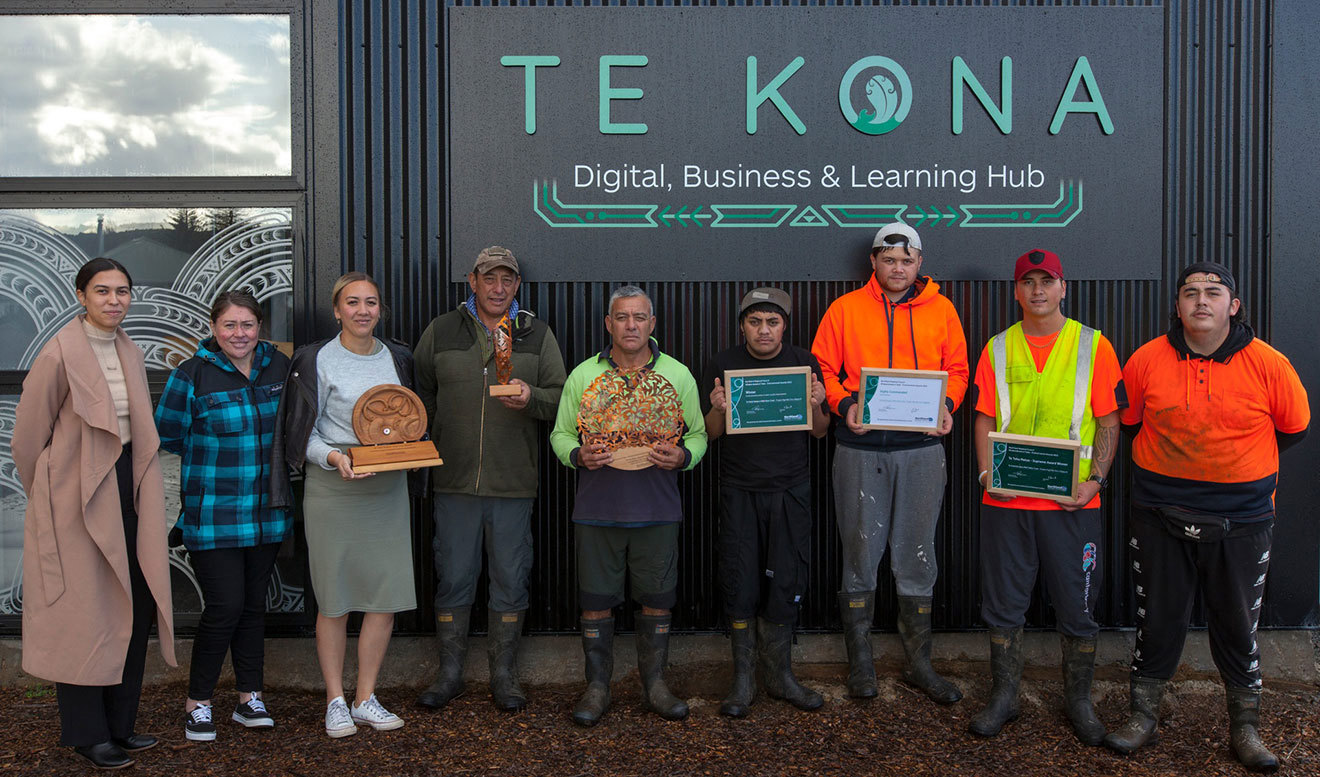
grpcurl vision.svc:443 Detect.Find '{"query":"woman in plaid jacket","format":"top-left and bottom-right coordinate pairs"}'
top-left (154, 290), bottom-right (291, 743)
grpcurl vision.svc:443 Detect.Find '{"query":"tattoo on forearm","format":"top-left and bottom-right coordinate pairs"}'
top-left (1093, 424), bottom-right (1118, 473)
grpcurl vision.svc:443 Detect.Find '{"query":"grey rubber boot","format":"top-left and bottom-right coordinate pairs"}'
top-left (487, 609), bottom-right (527, 712)
top-left (1102, 676), bottom-right (1165, 755)
top-left (967, 626), bottom-right (1024, 737)
top-left (1060, 634), bottom-right (1106, 745)
top-left (417, 607), bottom-right (470, 709)
top-left (634, 613), bottom-right (689, 721)
top-left (571, 617), bottom-right (614, 727)
top-left (897, 596), bottom-right (962, 705)
top-left (758, 618), bottom-right (824, 711)
top-left (1226, 687), bottom-right (1279, 773)
top-left (838, 591), bottom-right (878, 699)
top-left (719, 619), bottom-right (756, 718)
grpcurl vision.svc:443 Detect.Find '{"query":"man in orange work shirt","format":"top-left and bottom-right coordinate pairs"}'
top-left (811, 223), bottom-right (968, 705)
top-left (1104, 263), bottom-right (1309, 773)
top-left (968, 249), bottom-right (1124, 745)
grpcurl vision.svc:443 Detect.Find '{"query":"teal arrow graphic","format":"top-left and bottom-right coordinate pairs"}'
top-left (958, 180), bottom-right (1084, 228)
top-left (790, 206), bottom-right (830, 227)
top-left (820, 204), bottom-right (907, 227)
top-left (708, 205), bottom-right (796, 228)
top-left (532, 180), bottom-right (658, 228)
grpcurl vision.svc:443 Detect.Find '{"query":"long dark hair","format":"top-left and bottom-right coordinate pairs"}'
top-left (74, 257), bottom-right (133, 293)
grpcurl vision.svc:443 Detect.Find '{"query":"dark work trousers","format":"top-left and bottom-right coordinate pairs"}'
top-left (432, 494), bottom-right (534, 612)
top-left (1128, 505), bottom-right (1272, 689)
top-left (56, 445), bottom-right (156, 747)
top-left (186, 542), bottom-right (281, 700)
top-left (718, 481), bottom-right (812, 626)
top-left (980, 504), bottom-right (1102, 638)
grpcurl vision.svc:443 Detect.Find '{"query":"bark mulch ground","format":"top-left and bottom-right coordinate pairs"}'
top-left (3, 662), bottom-right (1317, 776)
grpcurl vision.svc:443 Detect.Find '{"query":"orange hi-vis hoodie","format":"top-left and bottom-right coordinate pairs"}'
top-left (812, 274), bottom-right (969, 450)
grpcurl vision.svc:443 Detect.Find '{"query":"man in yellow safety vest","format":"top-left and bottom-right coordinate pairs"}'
top-left (966, 249), bottom-right (1126, 745)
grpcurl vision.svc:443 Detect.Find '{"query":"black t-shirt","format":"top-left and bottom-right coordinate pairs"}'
top-left (700, 344), bottom-right (825, 491)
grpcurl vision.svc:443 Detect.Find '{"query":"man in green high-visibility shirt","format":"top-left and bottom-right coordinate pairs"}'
top-left (967, 249), bottom-right (1126, 745)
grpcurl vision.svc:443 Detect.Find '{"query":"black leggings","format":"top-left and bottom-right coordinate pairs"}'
top-left (55, 446), bottom-right (157, 747)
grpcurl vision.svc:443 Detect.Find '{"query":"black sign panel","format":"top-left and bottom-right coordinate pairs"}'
top-left (447, 7), bottom-right (1163, 281)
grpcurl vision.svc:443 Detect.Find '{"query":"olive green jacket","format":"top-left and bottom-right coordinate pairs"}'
top-left (413, 306), bottom-right (566, 497)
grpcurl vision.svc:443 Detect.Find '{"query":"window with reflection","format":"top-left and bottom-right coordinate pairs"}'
top-left (0, 15), bottom-right (292, 177)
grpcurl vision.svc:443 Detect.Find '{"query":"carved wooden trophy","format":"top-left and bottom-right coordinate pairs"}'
top-left (576, 368), bottom-right (685, 470)
top-left (488, 317), bottom-right (521, 397)
top-left (348, 384), bottom-right (444, 474)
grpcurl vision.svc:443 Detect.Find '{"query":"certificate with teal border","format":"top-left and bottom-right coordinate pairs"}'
top-left (724, 366), bottom-right (813, 435)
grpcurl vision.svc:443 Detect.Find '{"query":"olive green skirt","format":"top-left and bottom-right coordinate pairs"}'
top-left (302, 465), bottom-right (416, 617)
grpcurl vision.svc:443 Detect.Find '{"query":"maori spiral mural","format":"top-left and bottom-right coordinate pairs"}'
top-left (0, 212), bottom-right (303, 615)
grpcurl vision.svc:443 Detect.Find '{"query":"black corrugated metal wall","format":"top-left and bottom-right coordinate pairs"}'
top-left (334, 0), bottom-right (1277, 634)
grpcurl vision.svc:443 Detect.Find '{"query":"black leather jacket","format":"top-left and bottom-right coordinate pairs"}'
top-left (270, 336), bottom-right (417, 509)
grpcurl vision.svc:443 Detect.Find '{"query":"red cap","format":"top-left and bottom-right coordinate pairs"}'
top-left (1013, 249), bottom-right (1064, 281)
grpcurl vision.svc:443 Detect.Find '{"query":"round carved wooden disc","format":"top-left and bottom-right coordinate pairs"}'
top-left (352, 384), bottom-right (428, 445)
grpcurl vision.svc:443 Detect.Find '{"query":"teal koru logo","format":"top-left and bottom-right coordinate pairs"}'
top-left (839, 56), bottom-right (912, 136)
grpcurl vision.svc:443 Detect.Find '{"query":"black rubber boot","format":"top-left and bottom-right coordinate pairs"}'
top-left (1103, 676), bottom-right (1165, 755)
top-left (1226, 687), bottom-right (1280, 773)
top-left (418, 607), bottom-right (470, 709)
top-left (897, 596), bottom-right (962, 705)
top-left (758, 618), bottom-right (824, 711)
top-left (634, 613), bottom-right (689, 721)
top-left (838, 591), bottom-right (878, 699)
top-left (1060, 635), bottom-right (1106, 745)
top-left (968, 626), bottom-right (1024, 737)
top-left (719, 619), bottom-right (756, 718)
top-left (571, 617), bottom-right (614, 727)
top-left (487, 609), bottom-right (528, 712)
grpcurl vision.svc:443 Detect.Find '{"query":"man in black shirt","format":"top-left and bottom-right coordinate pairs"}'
top-left (701, 287), bottom-right (829, 717)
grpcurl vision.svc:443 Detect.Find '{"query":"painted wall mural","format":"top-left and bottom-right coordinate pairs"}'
top-left (0, 210), bottom-right (302, 616)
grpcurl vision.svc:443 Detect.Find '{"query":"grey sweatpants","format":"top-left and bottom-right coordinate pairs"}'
top-left (832, 443), bottom-right (946, 597)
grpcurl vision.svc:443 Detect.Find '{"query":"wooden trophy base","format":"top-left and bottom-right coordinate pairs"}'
top-left (349, 440), bottom-right (443, 474)
top-left (607, 446), bottom-right (654, 471)
top-left (489, 383), bottom-right (521, 397)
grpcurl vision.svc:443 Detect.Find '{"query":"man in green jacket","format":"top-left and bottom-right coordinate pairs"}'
top-left (413, 246), bottom-right (566, 712)
top-left (550, 285), bottom-right (707, 726)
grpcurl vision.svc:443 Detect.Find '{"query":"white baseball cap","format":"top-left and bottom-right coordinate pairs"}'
top-left (872, 222), bottom-right (922, 252)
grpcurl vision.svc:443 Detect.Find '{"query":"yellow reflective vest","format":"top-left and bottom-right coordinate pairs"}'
top-left (988, 319), bottom-right (1099, 480)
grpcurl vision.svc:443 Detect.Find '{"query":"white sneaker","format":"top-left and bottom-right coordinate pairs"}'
top-left (325, 696), bottom-right (358, 738)
top-left (350, 694), bottom-right (405, 731)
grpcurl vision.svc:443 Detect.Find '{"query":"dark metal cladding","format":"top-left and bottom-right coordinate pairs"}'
top-left (340, 0), bottom-right (1283, 634)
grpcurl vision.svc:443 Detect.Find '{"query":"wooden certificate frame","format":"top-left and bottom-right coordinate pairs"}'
top-left (987, 432), bottom-right (1081, 502)
top-left (724, 366), bottom-right (813, 435)
top-left (857, 368), bottom-right (948, 433)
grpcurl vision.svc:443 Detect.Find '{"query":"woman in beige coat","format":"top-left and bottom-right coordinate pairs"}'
top-left (13, 257), bottom-right (176, 770)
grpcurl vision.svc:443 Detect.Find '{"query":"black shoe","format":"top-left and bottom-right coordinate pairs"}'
top-left (968, 627), bottom-right (1024, 738)
top-left (719, 619), bottom-right (757, 718)
top-left (185, 704), bottom-right (217, 742)
top-left (572, 617), bottom-right (615, 727)
top-left (634, 613), bottom-right (688, 721)
top-left (233, 696), bottom-right (276, 728)
top-left (111, 733), bottom-right (158, 753)
top-left (72, 742), bottom-right (134, 770)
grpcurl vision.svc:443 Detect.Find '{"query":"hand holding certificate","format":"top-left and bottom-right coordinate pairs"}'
top-left (857, 368), bottom-right (949, 433)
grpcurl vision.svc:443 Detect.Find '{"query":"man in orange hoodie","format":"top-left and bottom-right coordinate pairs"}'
top-left (811, 222), bottom-right (969, 705)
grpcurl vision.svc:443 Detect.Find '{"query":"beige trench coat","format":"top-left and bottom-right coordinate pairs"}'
top-left (12, 317), bottom-right (176, 685)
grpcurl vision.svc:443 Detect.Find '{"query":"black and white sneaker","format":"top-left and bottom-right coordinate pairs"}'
top-left (232, 695), bottom-right (275, 728)
top-left (185, 704), bottom-right (217, 742)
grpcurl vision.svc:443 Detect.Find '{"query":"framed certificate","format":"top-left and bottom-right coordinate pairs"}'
top-left (724, 366), bottom-right (813, 435)
top-left (857, 368), bottom-right (948, 432)
top-left (987, 432), bottom-right (1080, 502)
